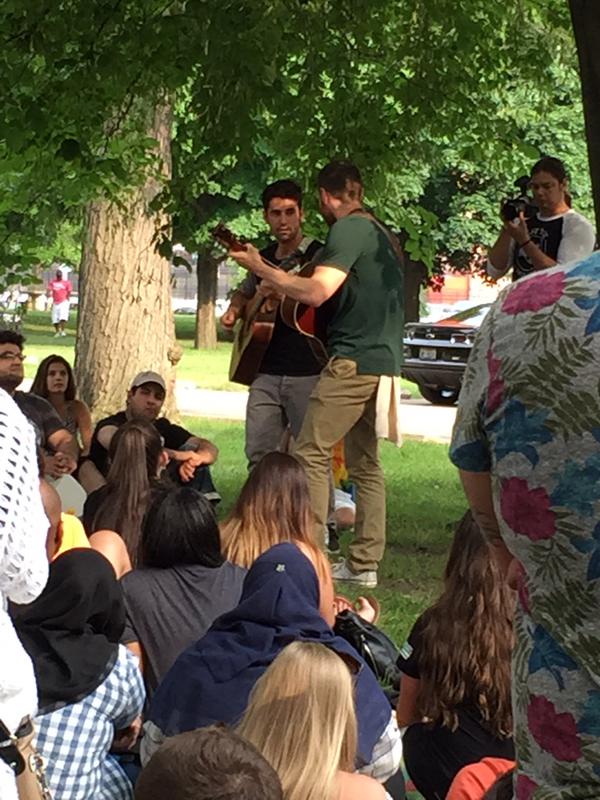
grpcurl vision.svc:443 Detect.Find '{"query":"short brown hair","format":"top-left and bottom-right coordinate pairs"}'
top-left (261, 179), bottom-right (302, 211)
top-left (135, 726), bottom-right (283, 800)
top-left (317, 160), bottom-right (363, 200)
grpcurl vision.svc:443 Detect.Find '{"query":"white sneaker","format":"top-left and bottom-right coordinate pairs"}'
top-left (331, 558), bottom-right (377, 588)
top-left (61, 331), bottom-right (67, 337)
top-left (53, 332), bottom-right (60, 337)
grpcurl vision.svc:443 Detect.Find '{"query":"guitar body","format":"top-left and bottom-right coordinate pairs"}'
top-left (279, 261), bottom-right (332, 365)
top-left (229, 294), bottom-right (277, 386)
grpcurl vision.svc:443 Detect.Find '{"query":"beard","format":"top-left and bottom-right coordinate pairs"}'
top-left (0, 373), bottom-right (22, 393)
top-left (319, 205), bottom-right (336, 226)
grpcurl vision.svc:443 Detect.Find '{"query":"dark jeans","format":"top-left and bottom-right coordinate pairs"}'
top-left (166, 462), bottom-right (220, 503)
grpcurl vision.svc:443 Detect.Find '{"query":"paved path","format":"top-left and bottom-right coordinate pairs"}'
top-left (176, 383), bottom-right (457, 444)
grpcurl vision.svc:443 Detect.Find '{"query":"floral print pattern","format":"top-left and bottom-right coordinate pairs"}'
top-left (451, 253), bottom-right (600, 799)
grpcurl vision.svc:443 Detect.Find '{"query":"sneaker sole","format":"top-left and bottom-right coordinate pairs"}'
top-left (332, 574), bottom-right (378, 589)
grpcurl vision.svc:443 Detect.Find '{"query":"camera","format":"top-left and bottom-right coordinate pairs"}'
top-left (501, 175), bottom-right (538, 223)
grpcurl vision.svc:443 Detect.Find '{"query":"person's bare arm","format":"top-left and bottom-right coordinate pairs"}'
top-left (74, 400), bottom-right (93, 455)
top-left (46, 428), bottom-right (78, 474)
top-left (183, 435), bottom-right (218, 462)
top-left (125, 641), bottom-right (144, 673)
top-left (487, 229), bottom-right (513, 279)
top-left (459, 469), bottom-right (514, 576)
top-left (396, 674), bottom-right (421, 728)
top-left (89, 530), bottom-right (133, 577)
top-left (496, 213), bottom-right (558, 274)
top-left (230, 244), bottom-right (347, 307)
top-left (97, 424), bottom-right (118, 451)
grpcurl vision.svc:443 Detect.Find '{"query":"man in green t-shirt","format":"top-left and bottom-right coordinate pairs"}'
top-left (230, 160), bottom-right (404, 587)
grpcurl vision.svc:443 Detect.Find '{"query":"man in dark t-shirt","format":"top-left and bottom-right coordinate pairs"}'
top-left (221, 180), bottom-right (323, 469)
top-left (87, 371), bottom-right (219, 500)
top-left (230, 162), bottom-right (404, 587)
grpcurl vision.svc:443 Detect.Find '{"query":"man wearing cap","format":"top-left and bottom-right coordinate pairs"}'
top-left (86, 371), bottom-right (219, 498)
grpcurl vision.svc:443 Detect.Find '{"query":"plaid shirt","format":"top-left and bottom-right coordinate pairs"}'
top-left (358, 711), bottom-right (402, 783)
top-left (35, 645), bottom-right (145, 800)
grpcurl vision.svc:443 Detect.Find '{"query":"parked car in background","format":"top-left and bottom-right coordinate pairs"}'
top-left (402, 303), bottom-right (491, 405)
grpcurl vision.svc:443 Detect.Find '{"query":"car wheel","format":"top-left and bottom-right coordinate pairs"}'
top-left (419, 385), bottom-right (460, 406)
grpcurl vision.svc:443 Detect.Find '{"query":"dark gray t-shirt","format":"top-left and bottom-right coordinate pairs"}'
top-left (13, 391), bottom-right (65, 448)
top-left (120, 561), bottom-right (246, 697)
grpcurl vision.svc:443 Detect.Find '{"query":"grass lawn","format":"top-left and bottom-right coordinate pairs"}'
top-left (182, 416), bottom-right (466, 646)
top-left (20, 310), bottom-right (420, 396)
top-left (19, 309), bottom-right (457, 643)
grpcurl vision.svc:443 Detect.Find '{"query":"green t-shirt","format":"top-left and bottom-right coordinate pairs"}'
top-left (319, 215), bottom-right (404, 375)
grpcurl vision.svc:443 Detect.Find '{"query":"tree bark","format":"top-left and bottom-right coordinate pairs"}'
top-left (569, 0), bottom-right (600, 234)
top-left (194, 248), bottom-right (218, 349)
top-left (75, 104), bottom-right (181, 418)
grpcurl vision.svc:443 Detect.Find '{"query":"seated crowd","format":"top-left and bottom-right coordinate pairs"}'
top-left (0, 328), bottom-right (542, 800)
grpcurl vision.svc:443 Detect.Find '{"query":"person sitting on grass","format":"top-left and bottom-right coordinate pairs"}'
top-left (30, 354), bottom-right (93, 456)
top-left (0, 389), bottom-right (49, 800)
top-left (396, 512), bottom-right (515, 800)
top-left (120, 486), bottom-right (245, 698)
top-left (0, 330), bottom-right (78, 477)
top-left (135, 726), bottom-right (283, 800)
top-left (82, 370), bottom-right (219, 499)
top-left (13, 549), bottom-right (145, 800)
top-left (142, 543), bottom-right (401, 789)
top-left (237, 641), bottom-right (389, 800)
top-left (221, 452), bottom-right (377, 627)
top-left (83, 419), bottom-right (167, 570)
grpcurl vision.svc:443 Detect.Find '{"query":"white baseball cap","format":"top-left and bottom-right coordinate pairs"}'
top-left (130, 371), bottom-right (166, 392)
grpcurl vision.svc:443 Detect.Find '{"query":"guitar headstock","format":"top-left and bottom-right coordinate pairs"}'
top-left (211, 223), bottom-right (247, 253)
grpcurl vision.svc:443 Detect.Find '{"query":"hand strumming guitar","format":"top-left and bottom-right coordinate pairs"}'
top-left (256, 282), bottom-right (283, 304)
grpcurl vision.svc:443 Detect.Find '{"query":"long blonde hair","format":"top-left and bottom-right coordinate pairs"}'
top-left (237, 642), bottom-right (357, 800)
top-left (221, 452), bottom-right (325, 573)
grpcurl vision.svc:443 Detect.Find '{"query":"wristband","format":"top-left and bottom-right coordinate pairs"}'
top-left (520, 239), bottom-right (532, 248)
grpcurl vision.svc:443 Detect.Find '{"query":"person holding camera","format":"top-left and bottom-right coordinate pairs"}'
top-left (487, 156), bottom-right (595, 282)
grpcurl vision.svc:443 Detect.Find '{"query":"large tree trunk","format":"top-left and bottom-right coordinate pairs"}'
top-left (75, 104), bottom-right (181, 418)
top-left (569, 1), bottom-right (600, 233)
top-left (194, 248), bottom-right (218, 349)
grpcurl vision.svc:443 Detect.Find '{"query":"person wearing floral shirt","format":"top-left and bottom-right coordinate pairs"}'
top-left (450, 250), bottom-right (600, 799)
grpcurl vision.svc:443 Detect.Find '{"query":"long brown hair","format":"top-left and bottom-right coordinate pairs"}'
top-left (30, 355), bottom-right (76, 401)
top-left (221, 452), bottom-right (325, 575)
top-left (416, 512), bottom-right (514, 736)
top-left (237, 642), bottom-right (357, 800)
top-left (92, 419), bottom-right (162, 565)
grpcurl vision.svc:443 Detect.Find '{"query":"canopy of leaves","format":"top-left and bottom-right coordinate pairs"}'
top-left (0, 0), bottom-right (588, 274)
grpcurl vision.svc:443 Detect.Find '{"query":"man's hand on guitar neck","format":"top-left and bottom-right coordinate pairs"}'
top-left (221, 290), bottom-right (250, 329)
top-left (230, 243), bottom-right (346, 309)
top-left (229, 243), bottom-right (269, 278)
top-left (220, 307), bottom-right (238, 329)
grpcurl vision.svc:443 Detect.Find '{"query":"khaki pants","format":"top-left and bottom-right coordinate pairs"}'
top-left (294, 357), bottom-right (385, 572)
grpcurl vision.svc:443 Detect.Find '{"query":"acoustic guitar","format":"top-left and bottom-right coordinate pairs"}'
top-left (212, 224), bottom-right (330, 383)
top-left (211, 224), bottom-right (276, 385)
